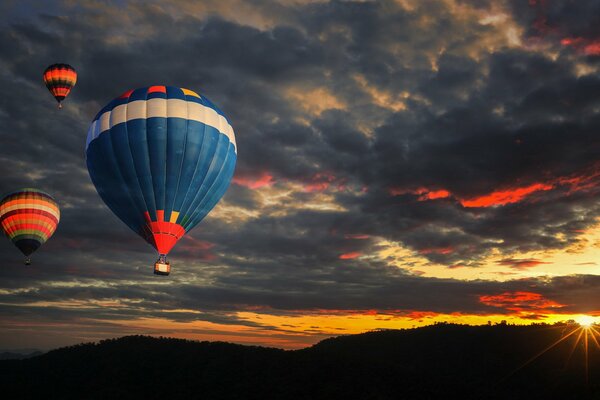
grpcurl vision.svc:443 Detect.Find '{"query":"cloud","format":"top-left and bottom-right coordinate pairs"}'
top-left (1, 0), bottom-right (600, 349)
top-left (496, 258), bottom-right (551, 270)
top-left (232, 172), bottom-right (275, 189)
top-left (478, 291), bottom-right (565, 313)
top-left (460, 183), bottom-right (554, 207)
top-left (339, 252), bottom-right (361, 260)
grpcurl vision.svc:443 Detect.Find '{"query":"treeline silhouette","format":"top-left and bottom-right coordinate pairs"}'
top-left (1, 322), bottom-right (599, 399)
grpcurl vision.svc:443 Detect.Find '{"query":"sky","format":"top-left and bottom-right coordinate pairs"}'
top-left (1, 0), bottom-right (600, 351)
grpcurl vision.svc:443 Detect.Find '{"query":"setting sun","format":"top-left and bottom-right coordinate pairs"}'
top-left (577, 315), bottom-right (595, 327)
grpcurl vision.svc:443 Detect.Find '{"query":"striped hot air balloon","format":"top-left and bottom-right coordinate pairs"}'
top-left (86, 86), bottom-right (237, 275)
top-left (43, 63), bottom-right (77, 109)
top-left (0, 189), bottom-right (60, 265)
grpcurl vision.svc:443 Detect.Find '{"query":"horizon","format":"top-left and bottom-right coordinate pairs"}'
top-left (2, 0), bottom-right (600, 352)
top-left (3, 319), bottom-right (598, 353)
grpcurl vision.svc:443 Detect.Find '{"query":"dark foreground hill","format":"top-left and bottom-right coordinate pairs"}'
top-left (1, 323), bottom-right (600, 399)
top-left (0, 350), bottom-right (42, 360)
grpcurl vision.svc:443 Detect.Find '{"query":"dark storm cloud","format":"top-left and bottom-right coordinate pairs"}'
top-left (1, 0), bottom-right (600, 349)
top-left (2, 262), bottom-right (600, 320)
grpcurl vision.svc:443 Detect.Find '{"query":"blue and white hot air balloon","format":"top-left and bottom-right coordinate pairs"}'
top-left (85, 86), bottom-right (237, 275)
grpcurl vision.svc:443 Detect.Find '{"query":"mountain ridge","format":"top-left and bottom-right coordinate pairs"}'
top-left (1, 323), bottom-right (598, 399)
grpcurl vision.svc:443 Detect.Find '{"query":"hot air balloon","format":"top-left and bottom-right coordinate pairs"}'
top-left (85, 86), bottom-right (237, 275)
top-left (0, 188), bottom-right (60, 265)
top-left (43, 63), bottom-right (77, 109)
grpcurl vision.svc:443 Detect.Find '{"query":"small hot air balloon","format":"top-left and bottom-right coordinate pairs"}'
top-left (43, 63), bottom-right (77, 109)
top-left (86, 86), bottom-right (237, 275)
top-left (0, 188), bottom-right (60, 265)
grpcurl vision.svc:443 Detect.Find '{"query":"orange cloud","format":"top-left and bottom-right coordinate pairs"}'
top-left (421, 189), bottom-right (451, 200)
top-left (339, 252), bottom-right (362, 259)
top-left (404, 311), bottom-right (439, 320)
top-left (561, 37), bottom-right (600, 56)
top-left (584, 42), bottom-right (600, 55)
top-left (304, 172), bottom-right (337, 192)
top-left (389, 183), bottom-right (552, 207)
top-left (344, 234), bottom-right (370, 240)
top-left (479, 291), bottom-right (565, 312)
top-left (460, 183), bottom-right (553, 207)
top-left (305, 183), bottom-right (330, 192)
top-left (232, 172), bottom-right (274, 189)
top-left (389, 162), bottom-right (600, 208)
top-left (285, 87), bottom-right (346, 116)
top-left (556, 166), bottom-right (600, 194)
top-left (496, 258), bottom-right (551, 270)
top-left (389, 187), bottom-right (450, 201)
top-left (418, 246), bottom-right (454, 255)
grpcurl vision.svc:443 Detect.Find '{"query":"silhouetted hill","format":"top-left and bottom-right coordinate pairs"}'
top-left (0, 350), bottom-right (42, 360)
top-left (1, 323), bottom-right (599, 399)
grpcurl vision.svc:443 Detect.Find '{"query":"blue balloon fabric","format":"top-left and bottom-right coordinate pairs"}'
top-left (85, 86), bottom-right (237, 258)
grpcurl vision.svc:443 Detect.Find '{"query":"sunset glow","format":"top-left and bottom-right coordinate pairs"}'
top-left (578, 315), bottom-right (595, 327)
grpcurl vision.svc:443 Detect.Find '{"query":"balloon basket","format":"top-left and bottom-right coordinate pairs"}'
top-left (154, 256), bottom-right (170, 276)
top-left (24, 257), bottom-right (31, 266)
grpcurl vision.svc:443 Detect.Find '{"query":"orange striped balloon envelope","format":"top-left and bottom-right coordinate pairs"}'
top-left (43, 64), bottom-right (77, 109)
top-left (0, 189), bottom-right (60, 265)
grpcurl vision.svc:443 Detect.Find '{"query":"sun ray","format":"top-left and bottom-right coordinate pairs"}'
top-left (584, 329), bottom-right (589, 386)
top-left (497, 326), bottom-right (580, 384)
top-left (563, 328), bottom-right (584, 369)
top-left (589, 327), bottom-right (600, 350)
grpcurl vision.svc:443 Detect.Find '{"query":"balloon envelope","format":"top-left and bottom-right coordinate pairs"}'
top-left (43, 63), bottom-right (77, 107)
top-left (85, 86), bottom-right (237, 268)
top-left (0, 188), bottom-right (60, 259)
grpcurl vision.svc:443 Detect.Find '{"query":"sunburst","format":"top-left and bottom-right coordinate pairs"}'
top-left (499, 320), bottom-right (600, 387)
top-left (577, 315), bottom-right (595, 328)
